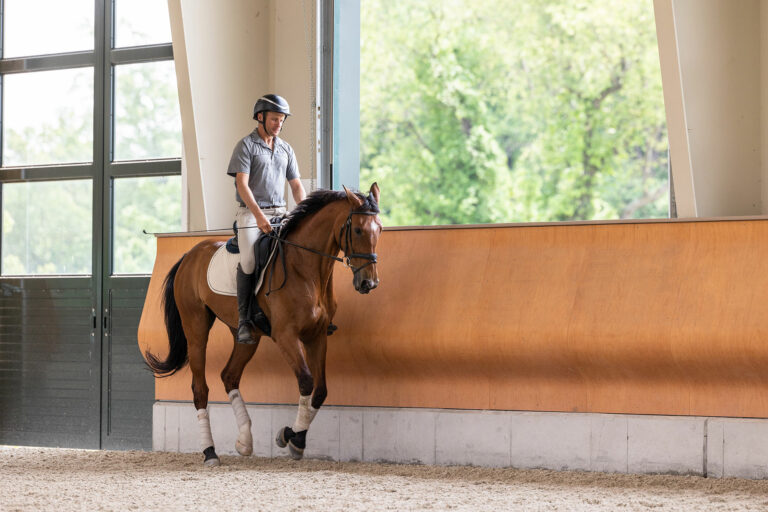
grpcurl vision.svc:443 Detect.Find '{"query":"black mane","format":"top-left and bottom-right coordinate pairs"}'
top-left (281, 188), bottom-right (379, 238)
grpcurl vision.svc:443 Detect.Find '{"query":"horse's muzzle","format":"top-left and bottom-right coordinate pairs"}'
top-left (357, 278), bottom-right (378, 294)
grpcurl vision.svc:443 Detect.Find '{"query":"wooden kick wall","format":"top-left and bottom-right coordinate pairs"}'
top-left (138, 219), bottom-right (768, 418)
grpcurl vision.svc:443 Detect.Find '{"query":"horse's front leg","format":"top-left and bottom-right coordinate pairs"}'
top-left (274, 331), bottom-right (328, 460)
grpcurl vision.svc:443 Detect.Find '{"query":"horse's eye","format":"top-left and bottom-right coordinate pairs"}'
top-left (354, 227), bottom-right (362, 235)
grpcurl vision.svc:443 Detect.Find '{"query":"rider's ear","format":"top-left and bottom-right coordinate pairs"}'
top-left (342, 185), bottom-right (364, 209)
top-left (369, 182), bottom-right (380, 205)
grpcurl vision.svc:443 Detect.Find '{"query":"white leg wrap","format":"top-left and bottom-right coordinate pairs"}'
top-left (197, 408), bottom-right (214, 452)
top-left (228, 389), bottom-right (252, 432)
top-left (292, 394), bottom-right (318, 432)
top-left (229, 389), bottom-right (254, 456)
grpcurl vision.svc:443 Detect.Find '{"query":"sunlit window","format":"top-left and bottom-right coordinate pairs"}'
top-left (2, 68), bottom-right (94, 167)
top-left (113, 61), bottom-right (182, 161)
top-left (359, 0), bottom-right (668, 226)
top-left (1, 180), bottom-right (92, 275)
top-left (0, 0), bottom-right (181, 277)
top-left (112, 176), bottom-right (181, 274)
top-left (3, 0), bottom-right (93, 58)
top-left (114, 0), bottom-right (172, 48)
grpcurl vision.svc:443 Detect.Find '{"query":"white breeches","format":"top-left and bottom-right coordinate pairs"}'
top-left (235, 206), bottom-right (286, 274)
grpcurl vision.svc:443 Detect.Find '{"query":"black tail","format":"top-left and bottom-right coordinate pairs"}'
top-left (144, 255), bottom-right (189, 377)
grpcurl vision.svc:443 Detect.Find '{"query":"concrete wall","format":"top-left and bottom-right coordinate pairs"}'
top-left (763, 2), bottom-right (768, 216)
top-left (168, 0), bottom-right (317, 231)
top-left (154, 402), bottom-right (768, 479)
top-left (673, 0), bottom-right (763, 217)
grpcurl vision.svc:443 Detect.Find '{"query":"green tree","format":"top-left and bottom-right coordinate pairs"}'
top-left (360, 0), bottom-right (668, 225)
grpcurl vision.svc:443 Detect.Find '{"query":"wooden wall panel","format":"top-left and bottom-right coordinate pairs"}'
top-left (138, 220), bottom-right (768, 418)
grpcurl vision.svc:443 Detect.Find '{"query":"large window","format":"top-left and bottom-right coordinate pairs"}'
top-left (357, 0), bottom-right (668, 226)
top-left (0, 0), bottom-right (182, 276)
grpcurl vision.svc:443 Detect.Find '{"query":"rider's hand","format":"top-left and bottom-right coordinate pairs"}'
top-left (257, 214), bottom-right (273, 234)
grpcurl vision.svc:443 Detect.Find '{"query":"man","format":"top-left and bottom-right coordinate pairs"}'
top-left (227, 94), bottom-right (306, 344)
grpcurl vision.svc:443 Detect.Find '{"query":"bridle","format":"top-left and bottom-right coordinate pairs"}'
top-left (263, 208), bottom-right (379, 295)
top-left (338, 210), bottom-right (379, 274)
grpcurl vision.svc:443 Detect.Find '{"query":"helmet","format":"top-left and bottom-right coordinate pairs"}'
top-left (253, 94), bottom-right (291, 120)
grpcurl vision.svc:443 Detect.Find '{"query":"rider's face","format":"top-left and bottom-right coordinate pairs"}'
top-left (261, 111), bottom-right (286, 136)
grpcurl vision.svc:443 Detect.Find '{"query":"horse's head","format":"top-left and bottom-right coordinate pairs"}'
top-left (342, 183), bottom-right (382, 294)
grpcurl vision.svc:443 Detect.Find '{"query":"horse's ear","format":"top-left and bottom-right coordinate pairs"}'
top-left (369, 182), bottom-right (380, 205)
top-left (342, 185), bottom-right (364, 208)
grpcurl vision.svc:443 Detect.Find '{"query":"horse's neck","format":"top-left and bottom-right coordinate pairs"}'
top-left (285, 201), bottom-right (346, 284)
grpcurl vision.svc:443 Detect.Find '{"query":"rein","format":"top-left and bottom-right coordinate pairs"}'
top-left (263, 209), bottom-right (378, 295)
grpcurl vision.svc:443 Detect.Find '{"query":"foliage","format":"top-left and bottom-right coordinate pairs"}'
top-left (360, 0), bottom-right (669, 225)
top-left (112, 176), bottom-right (181, 274)
top-left (2, 180), bottom-right (92, 275)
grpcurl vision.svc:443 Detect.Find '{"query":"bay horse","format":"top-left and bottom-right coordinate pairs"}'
top-left (144, 183), bottom-right (382, 466)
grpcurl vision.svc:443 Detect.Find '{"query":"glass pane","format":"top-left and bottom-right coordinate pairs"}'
top-left (3, 68), bottom-right (94, 167)
top-left (114, 61), bottom-right (182, 161)
top-left (114, 0), bottom-right (172, 48)
top-left (1, 180), bottom-right (92, 275)
top-left (360, 0), bottom-right (668, 225)
top-left (3, 0), bottom-right (93, 58)
top-left (113, 175), bottom-right (182, 274)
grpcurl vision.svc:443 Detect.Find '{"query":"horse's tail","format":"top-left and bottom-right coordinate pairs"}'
top-left (144, 255), bottom-right (189, 377)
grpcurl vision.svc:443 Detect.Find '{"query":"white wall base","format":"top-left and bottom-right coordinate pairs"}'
top-left (153, 402), bottom-right (768, 479)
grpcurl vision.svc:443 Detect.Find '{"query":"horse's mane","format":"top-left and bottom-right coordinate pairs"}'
top-left (281, 188), bottom-right (379, 238)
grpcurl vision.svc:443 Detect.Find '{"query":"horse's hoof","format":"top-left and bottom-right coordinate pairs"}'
top-left (275, 426), bottom-right (290, 448)
top-left (288, 440), bottom-right (305, 460)
top-left (203, 446), bottom-right (220, 467)
top-left (236, 439), bottom-right (253, 456)
top-left (236, 428), bottom-right (253, 456)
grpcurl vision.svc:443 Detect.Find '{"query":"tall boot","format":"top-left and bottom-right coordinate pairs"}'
top-left (236, 264), bottom-right (257, 344)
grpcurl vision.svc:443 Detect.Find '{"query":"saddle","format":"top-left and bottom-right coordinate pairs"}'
top-left (221, 216), bottom-right (338, 337)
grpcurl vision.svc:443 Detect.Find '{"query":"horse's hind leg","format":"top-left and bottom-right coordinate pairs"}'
top-left (181, 306), bottom-right (218, 466)
top-left (221, 329), bottom-right (260, 456)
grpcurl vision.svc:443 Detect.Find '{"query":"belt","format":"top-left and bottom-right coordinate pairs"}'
top-left (239, 203), bottom-right (285, 209)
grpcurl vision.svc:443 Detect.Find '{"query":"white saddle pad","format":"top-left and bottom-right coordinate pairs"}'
top-left (206, 240), bottom-right (281, 297)
top-left (207, 244), bottom-right (239, 296)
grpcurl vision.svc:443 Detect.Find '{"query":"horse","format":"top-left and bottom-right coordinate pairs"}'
top-left (143, 183), bottom-right (382, 466)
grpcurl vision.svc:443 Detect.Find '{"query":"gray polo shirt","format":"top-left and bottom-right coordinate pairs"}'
top-left (226, 129), bottom-right (300, 207)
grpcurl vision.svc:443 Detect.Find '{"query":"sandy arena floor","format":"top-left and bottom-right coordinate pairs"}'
top-left (2, 446), bottom-right (768, 511)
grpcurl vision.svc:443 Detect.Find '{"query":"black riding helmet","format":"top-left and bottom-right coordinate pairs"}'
top-left (253, 94), bottom-right (291, 121)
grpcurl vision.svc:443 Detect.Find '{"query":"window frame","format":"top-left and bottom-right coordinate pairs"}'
top-left (0, 0), bottom-right (181, 278)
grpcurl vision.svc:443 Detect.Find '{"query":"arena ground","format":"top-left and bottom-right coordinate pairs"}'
top-left (2, 446), bottom-right (768, 511)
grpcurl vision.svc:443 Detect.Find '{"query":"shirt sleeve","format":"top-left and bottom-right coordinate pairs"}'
top-left (285, 145), bottom-right (300, 181)
top-left (226, 139), bottom-right (251, 177)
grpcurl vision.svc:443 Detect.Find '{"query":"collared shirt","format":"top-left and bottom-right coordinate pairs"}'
top-left (226, 129), bottom-right (300, 207)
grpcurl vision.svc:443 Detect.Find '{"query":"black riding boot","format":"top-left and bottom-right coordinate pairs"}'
top-left (236, 264), bottom-right (257, 344)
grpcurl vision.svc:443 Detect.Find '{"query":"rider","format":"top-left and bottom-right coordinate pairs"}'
top-left (227, 94), bottom-right (306, 344)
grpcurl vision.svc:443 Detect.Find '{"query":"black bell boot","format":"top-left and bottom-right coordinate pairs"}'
top-left (236, 264), bottom-right (257, 344)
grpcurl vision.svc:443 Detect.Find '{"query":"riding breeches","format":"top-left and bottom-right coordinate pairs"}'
top-left (235, 206), bottom-right (286, 274)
